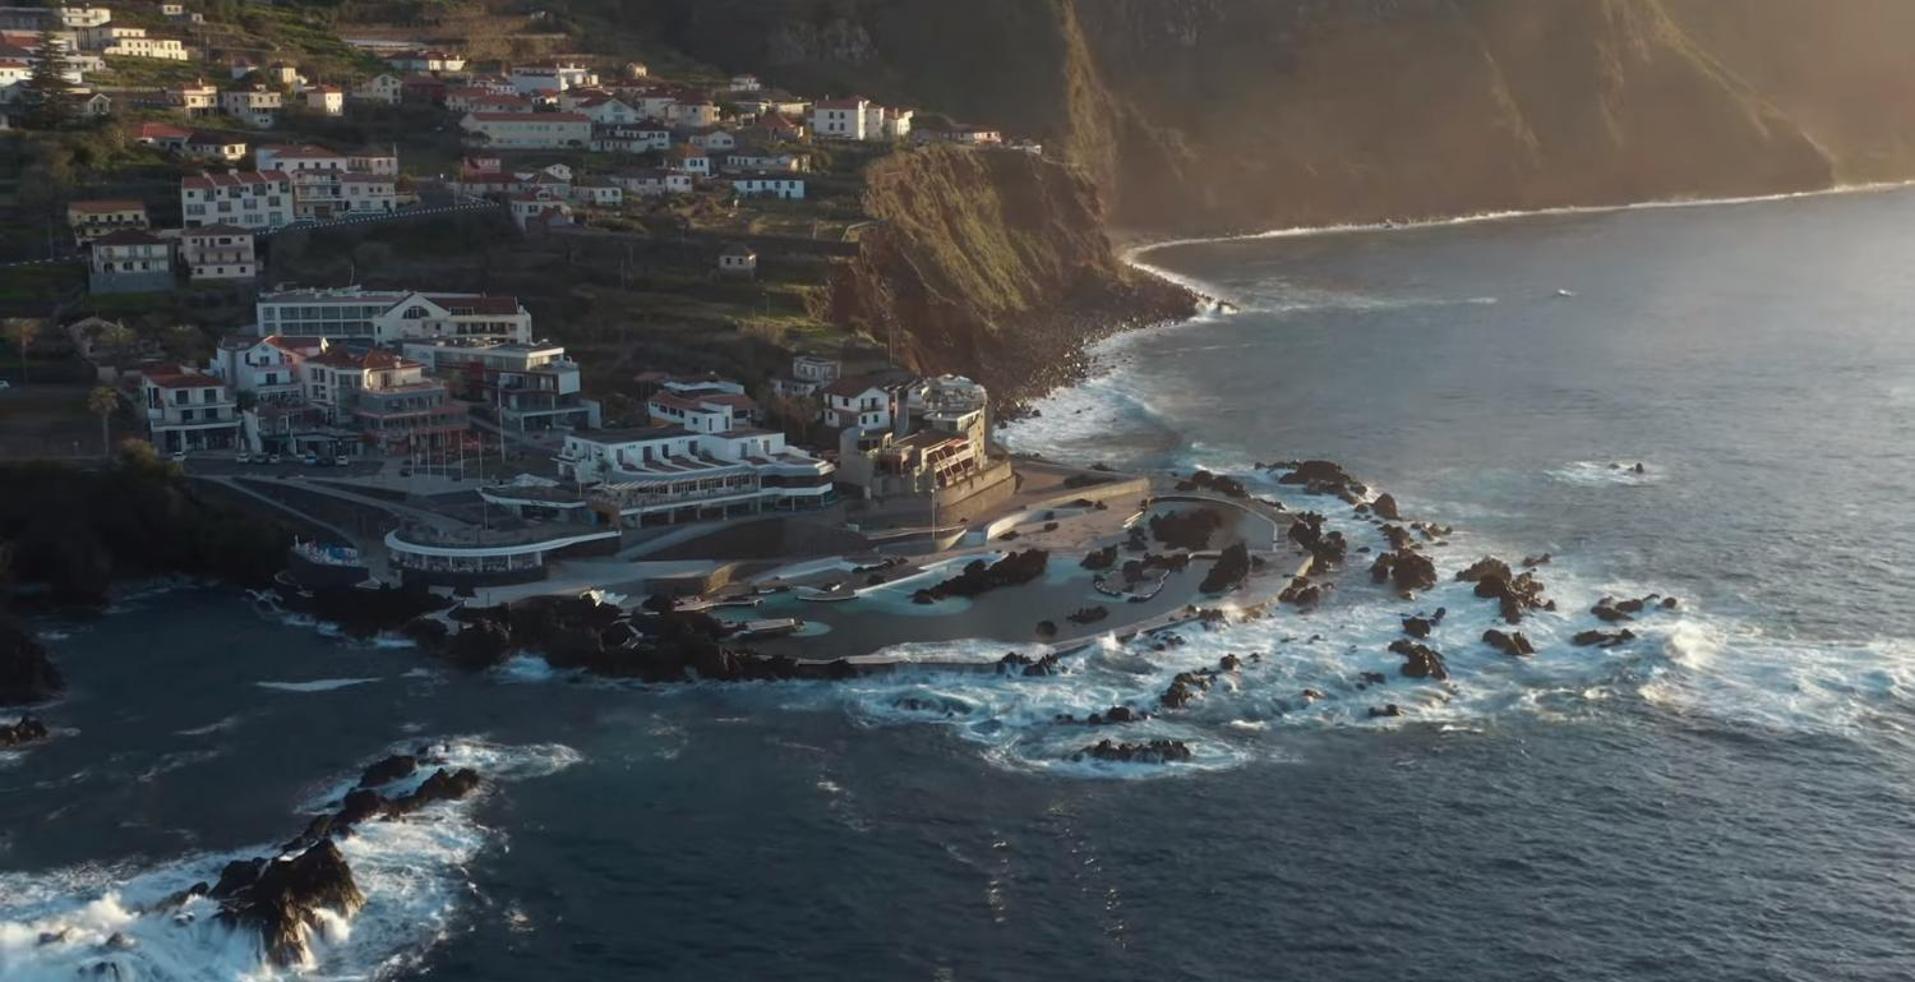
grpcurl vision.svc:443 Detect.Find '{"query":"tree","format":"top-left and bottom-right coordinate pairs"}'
top-left (19, 24), bottom-right (78, 131)
top-left (86, 386), bottom-right (118, 459)
top-left (1, 320), bottom-right (39, 384)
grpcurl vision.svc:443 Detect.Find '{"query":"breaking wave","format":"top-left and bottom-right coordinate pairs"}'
top-left (0, 738), bottom-right (581, 981)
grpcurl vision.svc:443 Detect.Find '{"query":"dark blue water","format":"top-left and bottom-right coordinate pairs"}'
top-left (8, 190), bottom-right (1915, 980)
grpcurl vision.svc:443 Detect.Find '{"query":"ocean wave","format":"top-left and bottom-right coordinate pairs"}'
top-left (254, 677), bottom-right (383, 693)
top-left (0, 738), bottom-right (581, 981)
top-left (1546, 460), bottom-right (1663, 487)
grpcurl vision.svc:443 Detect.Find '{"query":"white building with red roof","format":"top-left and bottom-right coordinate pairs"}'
top-left (87, 229), bottom-right (173, 294)
top-left (255, 287), bottom-right (533, 344)
top-left (180, 224), bottom-right (258, 281)
top-left (180, 170), bottom-right (294, 230)
top-left (458, 110), bottom-right (591, 149)
top-left (139, 365), bottom-right (241, 453)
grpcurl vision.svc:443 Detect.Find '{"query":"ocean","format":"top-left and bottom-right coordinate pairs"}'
top-left (7, 188), bottom-right (1915, 980)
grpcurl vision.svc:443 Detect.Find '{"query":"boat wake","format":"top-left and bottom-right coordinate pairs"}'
top-left (0, 738), bottom-right (580, 981)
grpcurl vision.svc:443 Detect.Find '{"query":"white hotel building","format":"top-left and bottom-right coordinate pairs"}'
top-left (557, 422), bottom-right (836, 527)
top-left (181, 171), bottom-right (295, 231)
top-left (256, 288), bottom-right (533, 345)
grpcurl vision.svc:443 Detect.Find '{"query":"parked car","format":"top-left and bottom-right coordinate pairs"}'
top-left (170, 450), bottom-right (186, 462)
top-left (268, 453), bottom-right (281, 464)
top-left (0, 380), bottom-right (11, 390)
top-left (236, 451), bottom-right (251, 464)
top-left (334, 454), bottom-right (349, 467)
top-left (301, 452), bottom-right (319, 466)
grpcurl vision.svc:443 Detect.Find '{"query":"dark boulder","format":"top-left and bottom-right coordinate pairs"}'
top-left (1149, 508), bottom-right (1225, 551)
top-left (0, 714), bottom-right (49, 747)
top-left (1073, 739), bottom-right (1193, 764)
top-left (219, 840), bottom-right (365, 966)
top-left (0, 616), bottom-right (64, 706)
top-left (1482, 629), bottom-right (1536, 657)
top-left (1371, 549), bottom-right (1436, 593)
top-left (1066, 606), bottom-right (1108, 625)
top-left (1371, 493), bottom-right (1401, 521)
top-left (920, 550), bottom-right (1050, 601)
top-left (443, 620), bottom-right (512, 671)
top-left (1368, 704), bottom-right (1403, 718)
top-left (1199, 542), bottom-right (1251, 594)
top-left (1388, 639), bottom-right (1450, 680)
top-left (356, 754), bottom-right (417, 789)
top-left (1080, 545), bottom-right (1118, 571)
top-left (1572, 629), bottom-right (1637, 648)
top-left (388, 768), bottom-right (482, 817)
top-left (1456, 557), bottom-right (1513, 583)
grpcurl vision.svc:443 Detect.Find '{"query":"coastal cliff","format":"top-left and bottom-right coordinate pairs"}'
top-left (826, 145), bottom-right (1194, 403)
top-left (604, 0), bottom-right (1915, 234)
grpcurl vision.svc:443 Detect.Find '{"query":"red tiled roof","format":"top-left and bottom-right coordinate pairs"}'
top-left (68, 199), bottom-right (144, 214)
top-left (144, 371), bottom-right (222, 389)
top-left (93, 229), bottom-right (166, 246)
top-left (468, 111), bottom-right (588, 123)
top-left (181, 171), bottom-right (289, 190)
top-left (311, 348), bottom-right (410, 370)
top-left (134, 121), bottom-right (192, 140)
top-left (257, 143), bottom-right (341, 159)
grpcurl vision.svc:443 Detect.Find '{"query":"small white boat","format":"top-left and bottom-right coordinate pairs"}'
top-left (1555, 288), bottom-right (1576, 298)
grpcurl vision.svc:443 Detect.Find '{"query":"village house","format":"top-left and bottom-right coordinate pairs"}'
top-left (570, 176), bottom-right (622, 207)
top-left (184, 130), bottom-right (247, 160)
top-left (385, 49), bottom-right (464, 73)
top-left (181, 170), bottom-right (294, 231)
top-left (79, 24), bottom-right (191, 60)
top-left (667, 100), bottom-right (719, 129)
top-left (303, 84), bottom-right (344, 116)
top-left (263, 63), bottom-right (300, 87)
top-left (445, 86), bottom-right (530, 113)
top-left (865, 104), bottom-right (912, 141)
top-left (625, 90), bottom-right (677, 119)
top-left (226, 55), bottom-right (257, 80)
top-left (682, 127), bottom-right (737, 151)
top-left (557, 426), bottom-right (836, 527)
top-left (88, 229), bottom-right (172, 294)
top-left (139, 364), bottom-right (241, 454)
top-left (771, 353), bottom-right (842, 398)
top-left (914, 119), bottom-right (1004, 145)
top-left (219, 85), bottom-right (281, 127)
top-left (77, 90), bottom-right (111, 117)
top-left (821, 373), bottom-right (911, 433)
top-left (507, 190), bottom-right (573, 231)
top-left (450, 169), bottom-right (528, 198)
top-left (561, 90), bottom-right (640, 125)
top-left (167, 80), bottom-right (216, 115)
top-left (459, 110), bottom-right (591, 149)
top-left (0, 55), bottom-right (27, 92)
top-left (509, 62), bottom-right (594, 95)
top-left (730, 173), bottom-right (805, 200)
top-left (810, 97), bottom-right (867, 140)
top-left (666, 144), bottom-right (712, 176)
top-left (66, 199), bottom-right (148, 242)
top-left (351, 73), bottom-right (402, 105)
top-left (133, 120), bottom-right (192, 148)
top-left (179, 224), bottom-right (257, 281)
top-left (255, 143), bottom-right (399, 219)
top-left (256, 287), bottom-right (533, 344)
top-left (211, 333), bottom-right (325, 405)
top-left (723, 147), bottom-right (810, 173)
top-left (716, 243), bottom-right (756, 278)
top-left (832, 375), bottom-right (994, 499)
top-left (400, 338), bottom-right (600, 432)
top-left (746, 111), bottom-right (804, 141)
top-left (590, 122), bottom-right (670, 154)
top-left (733, 92), bottom-right (809, 120)
top-left (728, 74), bottom-right (761, 92)
top-left (610, 168), bottom-right (692, 197)
top-left (302, 348), bottom-right (468, 457)
top-left (400, 74), bottom-right (446, 106)
top-left (646, 383), bottom-right (759, 433)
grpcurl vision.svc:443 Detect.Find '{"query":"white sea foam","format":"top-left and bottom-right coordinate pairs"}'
top-left (0, 739), bottom-right (581, 981)
top-left (1546, 460), bottom-right (1663, 487)
top-left (253, 677), bottom-right (382, 693)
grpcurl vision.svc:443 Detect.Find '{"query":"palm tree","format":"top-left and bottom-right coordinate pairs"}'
top-left (2, 319), bottom-right (39, 384)
top-left (86, 385), bottom-right (117, 459)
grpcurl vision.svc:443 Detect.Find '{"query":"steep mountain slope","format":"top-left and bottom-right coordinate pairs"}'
top-left (589, 0), bottom-right (1912, 233)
